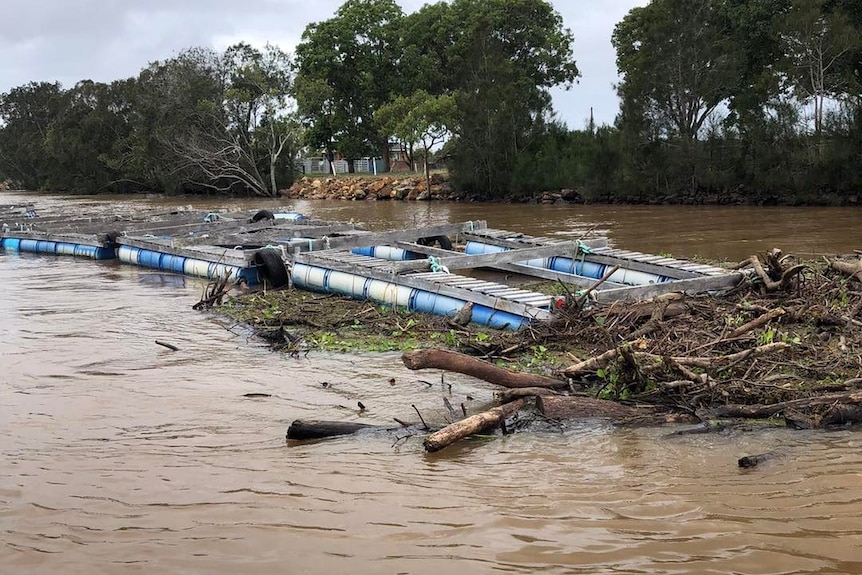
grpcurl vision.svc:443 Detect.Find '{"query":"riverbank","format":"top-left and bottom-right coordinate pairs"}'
top-left (284, 173), bottom-right (586, 204)
top-left (284, 174), bottom-right (860, 206)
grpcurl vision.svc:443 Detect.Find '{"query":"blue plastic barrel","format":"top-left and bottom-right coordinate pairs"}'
top-left (1, 238), bottom-right (21, 251)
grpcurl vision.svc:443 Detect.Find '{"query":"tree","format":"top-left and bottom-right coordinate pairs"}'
top-left (376, 90), bottom-right (457, 191)
top-left (779, 0), bottom-right (860, 138)
top-left (445, 0), bottom-right (579, 197)
top-left (718, 0), bottom-right (791, 132)
top-left (129, 44), bottom-right (296, 197)
top-left (295, 0), bottom-right (404, 172)
top-left (190, 43), bottom-right (297, 196)
top-left (398, 2), bottom-right (461, 96)
top-left (41, 79), bottom-right (138, 193)
top-left (0, 82), bottom-right (64, 189)
top-left (120, 47), bottom-right (227, 194)
top-left (613, 0), bottom-right (740, 142)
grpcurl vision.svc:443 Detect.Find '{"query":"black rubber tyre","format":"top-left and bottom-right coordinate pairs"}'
top-left (254, 249), bottom-right (290, 288)
top-left (251, 209), bottom-right (275, 223)
top-left (418, 235), bottom-right (453, 250)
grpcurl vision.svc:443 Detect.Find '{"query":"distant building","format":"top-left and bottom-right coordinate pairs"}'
top-left (301, 141), bottom-right (415, 174)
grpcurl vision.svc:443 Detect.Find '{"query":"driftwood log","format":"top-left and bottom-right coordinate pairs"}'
top-left (734, 249), bottom-right (807, 292)
top-left (726, 307), bottom-right (785, 339)
top-left (537, 396), bottom-right (647, 419)
top-left (831, 258), bottom-right (862, 281)
top-left (287, 420), bottom-right (381, 440)
top-left (712, 391), bottom-right (862, 418)
top-left (497, 387), bottom-right (561, 402)
top-left (561, 342), bottom-right (791, 378)
top-left (424, 399), bottom-right (527, 452)
top-left (402, 349), bottom-right (567, 389)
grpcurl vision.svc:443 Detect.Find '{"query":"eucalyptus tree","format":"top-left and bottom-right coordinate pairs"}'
top-left (613, 0), bottom-right (741, 143)
top-left (443, 0), bottom-right (579, 197)
top-left (778, 0), bottom-right (861, 138)
top-left (294, 0), bottom-right (404, 171)
top-left (222, 43), bottom-right (299, 194)
top-left (129, 44), bottom-right (296, 196)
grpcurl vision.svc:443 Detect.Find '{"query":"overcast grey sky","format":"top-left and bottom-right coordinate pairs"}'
top-left (0, 0), bottom-right (647, 127)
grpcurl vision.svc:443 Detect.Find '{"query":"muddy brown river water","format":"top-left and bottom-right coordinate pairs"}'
top-left (2, 192), bottom-right (862, 573)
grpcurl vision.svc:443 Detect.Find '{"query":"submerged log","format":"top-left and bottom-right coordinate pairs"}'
top-left (738, 451), bottom-right (781, 468)
top-left (711, 391), bottom-right (862, 421)
top-left (287, 420), bottom-right (381, 440)
top-left (424, 399), bottom-right (527, 452)
top-left (402, 349), bottom-right (567, 389)
top-left (497, 387), bottom-right (561, 403)
top-left (821, 404), bottom-right (862, 426)
top-left (536, 395), bottom-right (647, 419)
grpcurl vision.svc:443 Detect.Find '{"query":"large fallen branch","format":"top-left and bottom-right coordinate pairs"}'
top-left (831, 258), bottom-right (862, 282)
top-left (402, 349), bottom-right (567, 389)
top-left (736, 250), bottom-right (807, 292)
top-left (562, 348), bottom-right (620, 377)
top-left (710, 391), bottom-right (862, 420)
top-left (424, 399), bottom-right (527, 452)
top-left (726, 308), bottom-right (785, 339)
top-left (649, 342), bottom-right (791, 369)
top-left (561, 342), bottom-right (791, 378)
top-left (537, 396), bottom-right (646, 419)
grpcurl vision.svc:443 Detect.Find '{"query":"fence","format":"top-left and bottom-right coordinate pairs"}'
top-left (302, 157), bottom-right (385, 175)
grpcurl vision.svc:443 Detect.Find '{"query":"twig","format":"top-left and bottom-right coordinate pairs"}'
top-left (412, 404), bottom-right (429, 431)
top-left (155, 340), bottom-right (179, 351)
top-left (577, 265), bottom-right (621, 307)
top-left (442, 397), bottom-right (457, 421)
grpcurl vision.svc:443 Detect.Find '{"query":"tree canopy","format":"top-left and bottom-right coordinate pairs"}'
top-left (1, 0), bottom-right (859, 204)
top-left (293, 0), bottom-right (578, 194)
top-left (0, 44), bottom-right (299, 196)
top-left (294, 0), bottom-right (404, 169)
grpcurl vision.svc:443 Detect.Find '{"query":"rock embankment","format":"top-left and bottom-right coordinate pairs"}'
top-left (283, 173), bottom-right (592, 204)
top-left (285, 173), bottom-right (456, 201)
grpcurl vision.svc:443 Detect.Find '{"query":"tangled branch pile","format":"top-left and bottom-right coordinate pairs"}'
top-left (213, 249), bottom-right (862, 430)
top-left (524, 251), bottom-right (862, 427)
